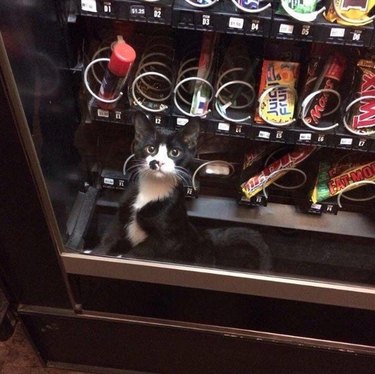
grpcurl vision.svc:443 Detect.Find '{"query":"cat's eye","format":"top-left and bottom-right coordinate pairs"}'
top-left (169, 148), bottom-right (181, 158)
top-left (145, 145), bottom-right (156, 154)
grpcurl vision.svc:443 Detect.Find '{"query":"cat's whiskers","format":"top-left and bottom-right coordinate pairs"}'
top-left (174, 166), bottom-right (192, 186)
top-left (175, 171), bottom-right (191, 186)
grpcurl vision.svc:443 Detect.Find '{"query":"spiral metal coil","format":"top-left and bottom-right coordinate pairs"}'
top-left (215, 50), bottom-right (257, 122)
top-left (131, 37), bottom-right (175, 113)
top-left (174, 46), bottom-right (215, 117)
top-left (184, 0), bottom-right (219, 8)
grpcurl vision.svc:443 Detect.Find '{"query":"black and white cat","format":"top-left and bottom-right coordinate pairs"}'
top-left (103, 111), bottom-right (271, 270)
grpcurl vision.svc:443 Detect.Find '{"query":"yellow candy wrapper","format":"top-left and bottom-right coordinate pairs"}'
top-left (255, 60), bottom-right (300, 125)
top-left (324, 0), bottom-right (375, 26)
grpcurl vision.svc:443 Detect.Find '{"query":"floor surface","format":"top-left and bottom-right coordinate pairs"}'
top-left (0, 323), bottom-right (85, 374)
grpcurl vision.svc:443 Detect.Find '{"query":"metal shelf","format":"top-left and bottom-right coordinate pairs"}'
top-left (87, 103), bottom-right (375, 153)
top-left (186, 195), bottom-right (375, 239)
top-left (76, 0), bottom-right (375, 47)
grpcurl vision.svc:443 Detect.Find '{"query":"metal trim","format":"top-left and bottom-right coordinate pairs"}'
top-left (18, 304), bottom-right (375, 355)
top-left (0, 33), bottom-right (78, 311)
top-left (61, 252), bottom-right (375, 311)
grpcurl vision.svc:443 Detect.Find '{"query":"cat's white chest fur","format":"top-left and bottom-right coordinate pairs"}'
top-left (126, 176), bottom-right (175, 246)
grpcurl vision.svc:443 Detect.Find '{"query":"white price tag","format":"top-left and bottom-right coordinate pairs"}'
top-left (340, 138), bottom-right (353, 145)
top-left (81, 0), bottom-right (97, 12)
top-left (299, 133), bottom-right (312, 141)
top-left (229, 17), bottom-right (244, 29)
top-left (258, 131), bottom-right (270, 139)
top-left (279, 24), bottom-right (294, 34)
top-left (218, 123), bottom-right (230, 131)
top-left (330, 28), bottom-right (345, 38)
top-left (177, 118), bottom-right (189, 126)
top-left (104, 178), bottom-right (114, 185)
top-left (311, 203), bottom-right (322, 210)
top-left (97, 109), bottom-right (109, 118)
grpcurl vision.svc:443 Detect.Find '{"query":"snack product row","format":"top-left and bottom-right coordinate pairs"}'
top-left (84, 32), bottom-right (375, 139)
top-left (238, 143), bottom-right (375, 214)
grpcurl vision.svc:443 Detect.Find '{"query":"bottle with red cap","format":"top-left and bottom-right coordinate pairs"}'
top-left (97, 36), bottom-right (136, 110)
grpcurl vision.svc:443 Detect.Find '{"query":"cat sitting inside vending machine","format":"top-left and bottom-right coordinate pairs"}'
top-left (102, 111), bottom-right (271, 271)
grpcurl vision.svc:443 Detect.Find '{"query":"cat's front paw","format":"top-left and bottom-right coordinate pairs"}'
top-left (108, 238), bottom-right (132, 255)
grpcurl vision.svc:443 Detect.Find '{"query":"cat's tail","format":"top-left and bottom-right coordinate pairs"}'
top-left (203, 227), bottom-right (272, 272)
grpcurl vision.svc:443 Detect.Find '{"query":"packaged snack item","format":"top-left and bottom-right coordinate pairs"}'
top-left (239, 0), bottom-right (259, 10)
top-left (311, 159), bottom-right (375, 203)
top-left (242, 143), bottom-right (279, 170)
top-left (255, 60), bottom-right (300, 126)
top-left (346, 59), bottom-right (375, 130)
top-left (300, 53), bottom-right (346, 130)
top-left (240, 143), bottom-right (281, 184)
top-left (232, 0), bottom-right (271, 12)
top-left (241, 146), bottom-right (315, 199)
top-left (279, 0), bottom-right (325, 22)
top-left (190, 33), bottom-right (217, 116)
top-left (324, 0), bottom-right (375, 26)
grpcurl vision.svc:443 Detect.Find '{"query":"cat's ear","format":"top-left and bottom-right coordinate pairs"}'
top-left (133, 111), bottom-right (154, 143)
top-left (177, 118), bottom-right (200, 150)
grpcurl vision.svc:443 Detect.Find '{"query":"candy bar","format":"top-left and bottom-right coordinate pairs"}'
top-left (241, 146), bottom-right (315, 199)
top-left (348, 59), bottom-right (375, 130)
top-left (311, 159), bottom-right (375, 203)
top-left (255, 60), bottom-right (300, 125)
top-left (302, 53), bottom-right (346, 126)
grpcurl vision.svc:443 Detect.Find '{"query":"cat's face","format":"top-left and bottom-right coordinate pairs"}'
top-left (133, 112), bottom-right (200, 179)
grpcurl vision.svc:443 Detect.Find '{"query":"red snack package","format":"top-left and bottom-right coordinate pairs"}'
top-left (303, 53), bottom-right (346, 126)
top-left (241, 146), bottom-right (315, 199)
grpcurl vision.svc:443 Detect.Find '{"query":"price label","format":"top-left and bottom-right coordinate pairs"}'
top-left (229, 17), bottom-right (244, 29)
top-left (330, 28), bottom-right (345, 38)
top-left (177, 118), bottom-right (189, 126)
top-left (130, 5), bottom-right (145, 16)
top-left (81, 0), bottom-right (97, 12)
top-left (299, 133), bottom-right (312, 141)
top-left (218, 122), bottom-right (230, 131)
top-left (258, 130), bottom-right (270, 139)
top-left (104, 178), bottom-right (114, 185)
top-left (97, 109), bottom-right (109, 118)
top-left (340, 138), bottom-right (353, 145)
top-left (279, 24), bottom-right (294, 34)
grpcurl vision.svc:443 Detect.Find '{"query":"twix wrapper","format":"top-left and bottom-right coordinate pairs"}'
top-left (311, 159), bottom-right (375, 203)
top-left (348, 59), bottom-right (375, 130)
top-left (241, 146), bottom-right (315, 199)
top-left (303, 53), bottom-right (346, 126)
top-left (255, 60), bottom-right (300, 125)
